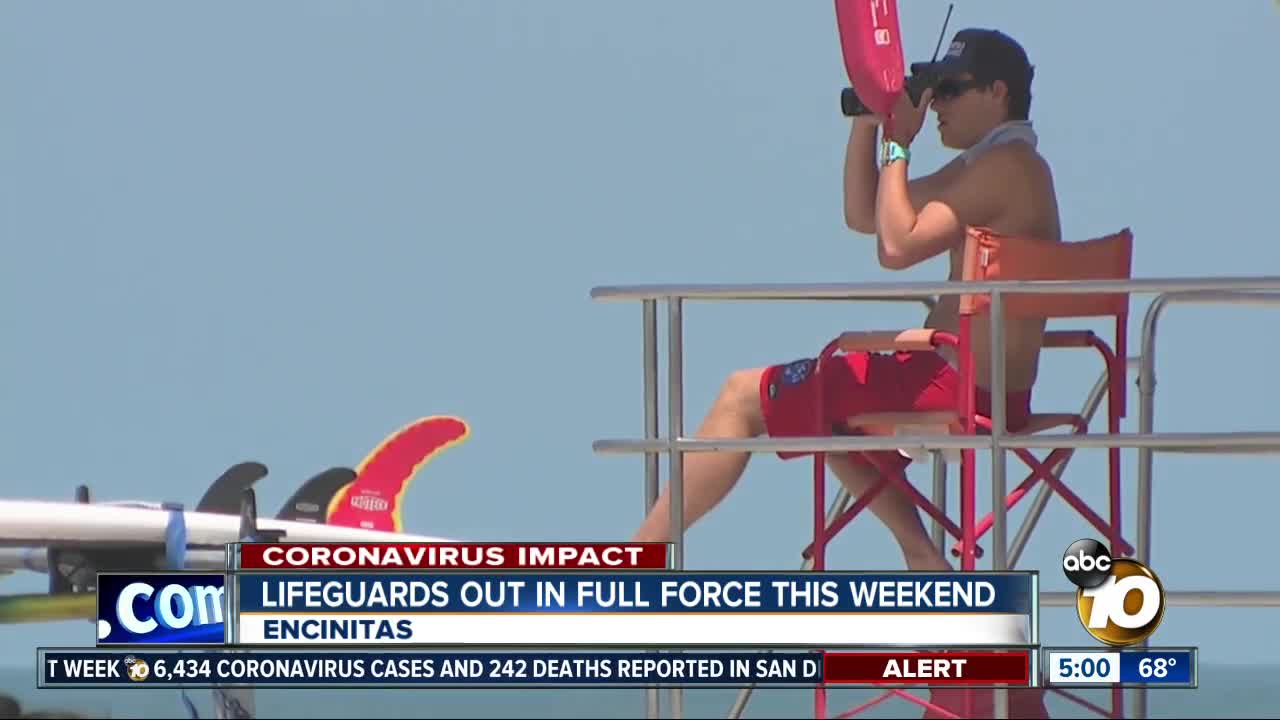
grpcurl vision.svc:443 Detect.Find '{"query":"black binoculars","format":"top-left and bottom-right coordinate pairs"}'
top-left (840, 64), bottom-right (940, 117)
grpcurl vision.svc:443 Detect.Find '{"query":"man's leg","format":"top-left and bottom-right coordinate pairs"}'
top-left (824, 455), bottom-right (951, 571)
top-left (630, 363), bottom-right (951, 572)
top-left (631, 368), bottom-right (764, 544)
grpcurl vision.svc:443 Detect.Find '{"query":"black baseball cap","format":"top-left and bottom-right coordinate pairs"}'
top-left (910, 28), bottom-right (1033, 89)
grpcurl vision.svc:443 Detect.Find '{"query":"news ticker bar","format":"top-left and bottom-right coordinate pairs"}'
top-left (97, 570), bottom-right (1038, 648)
top-left (40, 647), bottom-right (1203, 690)
top-left (1042, 647), bottom-right (1198, 689)
top-left (40, 648), bottom-right (1036, 689)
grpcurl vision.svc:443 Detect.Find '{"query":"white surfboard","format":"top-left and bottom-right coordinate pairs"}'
top-left (0, 499), bottom-right (456, 549)
top-left (0, 546), bottom-right (230, 574)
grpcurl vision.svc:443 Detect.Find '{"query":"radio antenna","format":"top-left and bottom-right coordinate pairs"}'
top-left (930, 4), bottom-right (956, 62)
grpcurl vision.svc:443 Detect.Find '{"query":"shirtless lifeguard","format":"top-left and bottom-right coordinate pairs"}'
top-left (630, 28), bottom-right (1059, 574)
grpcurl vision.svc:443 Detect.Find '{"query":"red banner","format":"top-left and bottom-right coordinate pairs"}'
top-left (238, 542), bottom-right (669, 570)
top-left (824, 651), bottom-right (1031, 686)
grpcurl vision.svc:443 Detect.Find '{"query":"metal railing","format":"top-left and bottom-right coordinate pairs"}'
top-left (1126, 289), bottom-right (1280, 719)
top-left (590, 276), bottom-right (1280, 720)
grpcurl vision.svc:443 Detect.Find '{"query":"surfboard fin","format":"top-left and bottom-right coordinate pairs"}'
top-left (276, 468), bottom-right (356, 523)
top-left (238, 488), bottom-right (284, 545)
top-left (197, 462), bottom-right (269, 514)
top-left (327, 416), bottom-right (469, 532)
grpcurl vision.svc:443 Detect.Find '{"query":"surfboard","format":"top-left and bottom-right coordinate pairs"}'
top-left (0, 546), bottom-right (228, 573)
top-left (0, 462), bottom-right (408, 575)
top-left (0, 499), bottom-right (457, 549)
top-left (0, 497), bottom-right (233, 575)
top-left (327, 415), bottom-right (470, 532)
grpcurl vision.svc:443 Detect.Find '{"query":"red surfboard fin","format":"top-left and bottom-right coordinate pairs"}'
top-left (326, 416), bottom-right (470, 532)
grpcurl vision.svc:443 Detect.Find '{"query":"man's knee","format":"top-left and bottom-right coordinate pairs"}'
top-left (714, 367), bottom-right (767, 429)
top-left (719, 367), bottom-right (764, 408)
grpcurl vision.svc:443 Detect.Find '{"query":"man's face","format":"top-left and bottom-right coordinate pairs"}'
top-left (928, 73), bottom-right (1004, 149)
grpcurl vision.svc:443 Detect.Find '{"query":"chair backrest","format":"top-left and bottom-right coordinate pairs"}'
top-left (959, 226), bottom-right (1134, 319)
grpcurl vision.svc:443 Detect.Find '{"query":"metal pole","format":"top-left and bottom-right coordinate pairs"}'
top-left (932, 454), bottom-right (947, 554)
top-left (667, 297), bottom-right (685, 720)
top-left (590, 276), bottom-right (1280, 303)
top-left (1132, 296), bottom-right (1164, 720)
top-left (595, 431), bottom-right (1280, 454)
top-left (989, 291), bottom-right (1009, 720)
top-left (667, 297), bottom-right (685, 571)
top-left (642, 300), bottom-right (660, 720)
top-left (644, 300), bottom-right (660, 512)
top-left (989, 290), bottom-right (1009, 572)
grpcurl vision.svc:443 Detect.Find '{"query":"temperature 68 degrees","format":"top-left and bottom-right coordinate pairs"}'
top-left (1139, 657), bottom-right (1176, 679)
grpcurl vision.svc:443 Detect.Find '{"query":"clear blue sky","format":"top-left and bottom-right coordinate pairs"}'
top-left (2, 0), bottom-right (1277, 668)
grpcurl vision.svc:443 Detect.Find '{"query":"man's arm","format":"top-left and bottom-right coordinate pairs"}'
top-left (874, 144), bottom-right (1014, 270)
top-left (843, 118), bottom-right (965, 234)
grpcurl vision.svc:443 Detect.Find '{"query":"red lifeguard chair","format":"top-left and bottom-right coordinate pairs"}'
top-left (804, 226), bottom-right (1134, 719)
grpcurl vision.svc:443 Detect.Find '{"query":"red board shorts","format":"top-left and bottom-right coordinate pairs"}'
top-left (759, 350), bottom-right (1032, 474)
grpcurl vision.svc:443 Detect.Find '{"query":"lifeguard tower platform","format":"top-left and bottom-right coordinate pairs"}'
top-left (590, 227), bottom-right (1280, 720)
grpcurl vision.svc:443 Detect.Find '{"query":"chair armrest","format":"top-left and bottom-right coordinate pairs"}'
top-left (837, 329), bottom-right (937, 353)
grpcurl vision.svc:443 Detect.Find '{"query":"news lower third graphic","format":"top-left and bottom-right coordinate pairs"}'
top-left (44, 646), bottom-right (1205, 690)
top-left (1042, 647), bottom-right (1199, 689)
top-left (90, 563), bottom-right (1036, 648)
top-left (96, 573), bottom-right (227, 646)
top-left (35, 538), bottom-right (1210, 692)
top-left (1062, 538), bottom-right (1166, 647)
top-left (38, 648), bottom-right (1037, 689)
top-left (236, 542), bottom-right (669, 570)
top-left (40, 649), bottom-right (820, 688)
top-left (231, 571), bottom-right (1036, 647)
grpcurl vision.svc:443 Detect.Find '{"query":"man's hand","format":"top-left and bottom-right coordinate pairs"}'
top-left (884, 88), bottom-right (933, 147)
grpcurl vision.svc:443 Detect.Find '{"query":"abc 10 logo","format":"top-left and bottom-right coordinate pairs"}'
top-left (1062, 538), bottom-right (1166, 646)
top-left (124, 656), bottom-right (151, 682)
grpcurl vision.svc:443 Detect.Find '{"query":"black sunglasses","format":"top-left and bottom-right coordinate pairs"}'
top-left (932, 77), bottom-right (985, 101)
